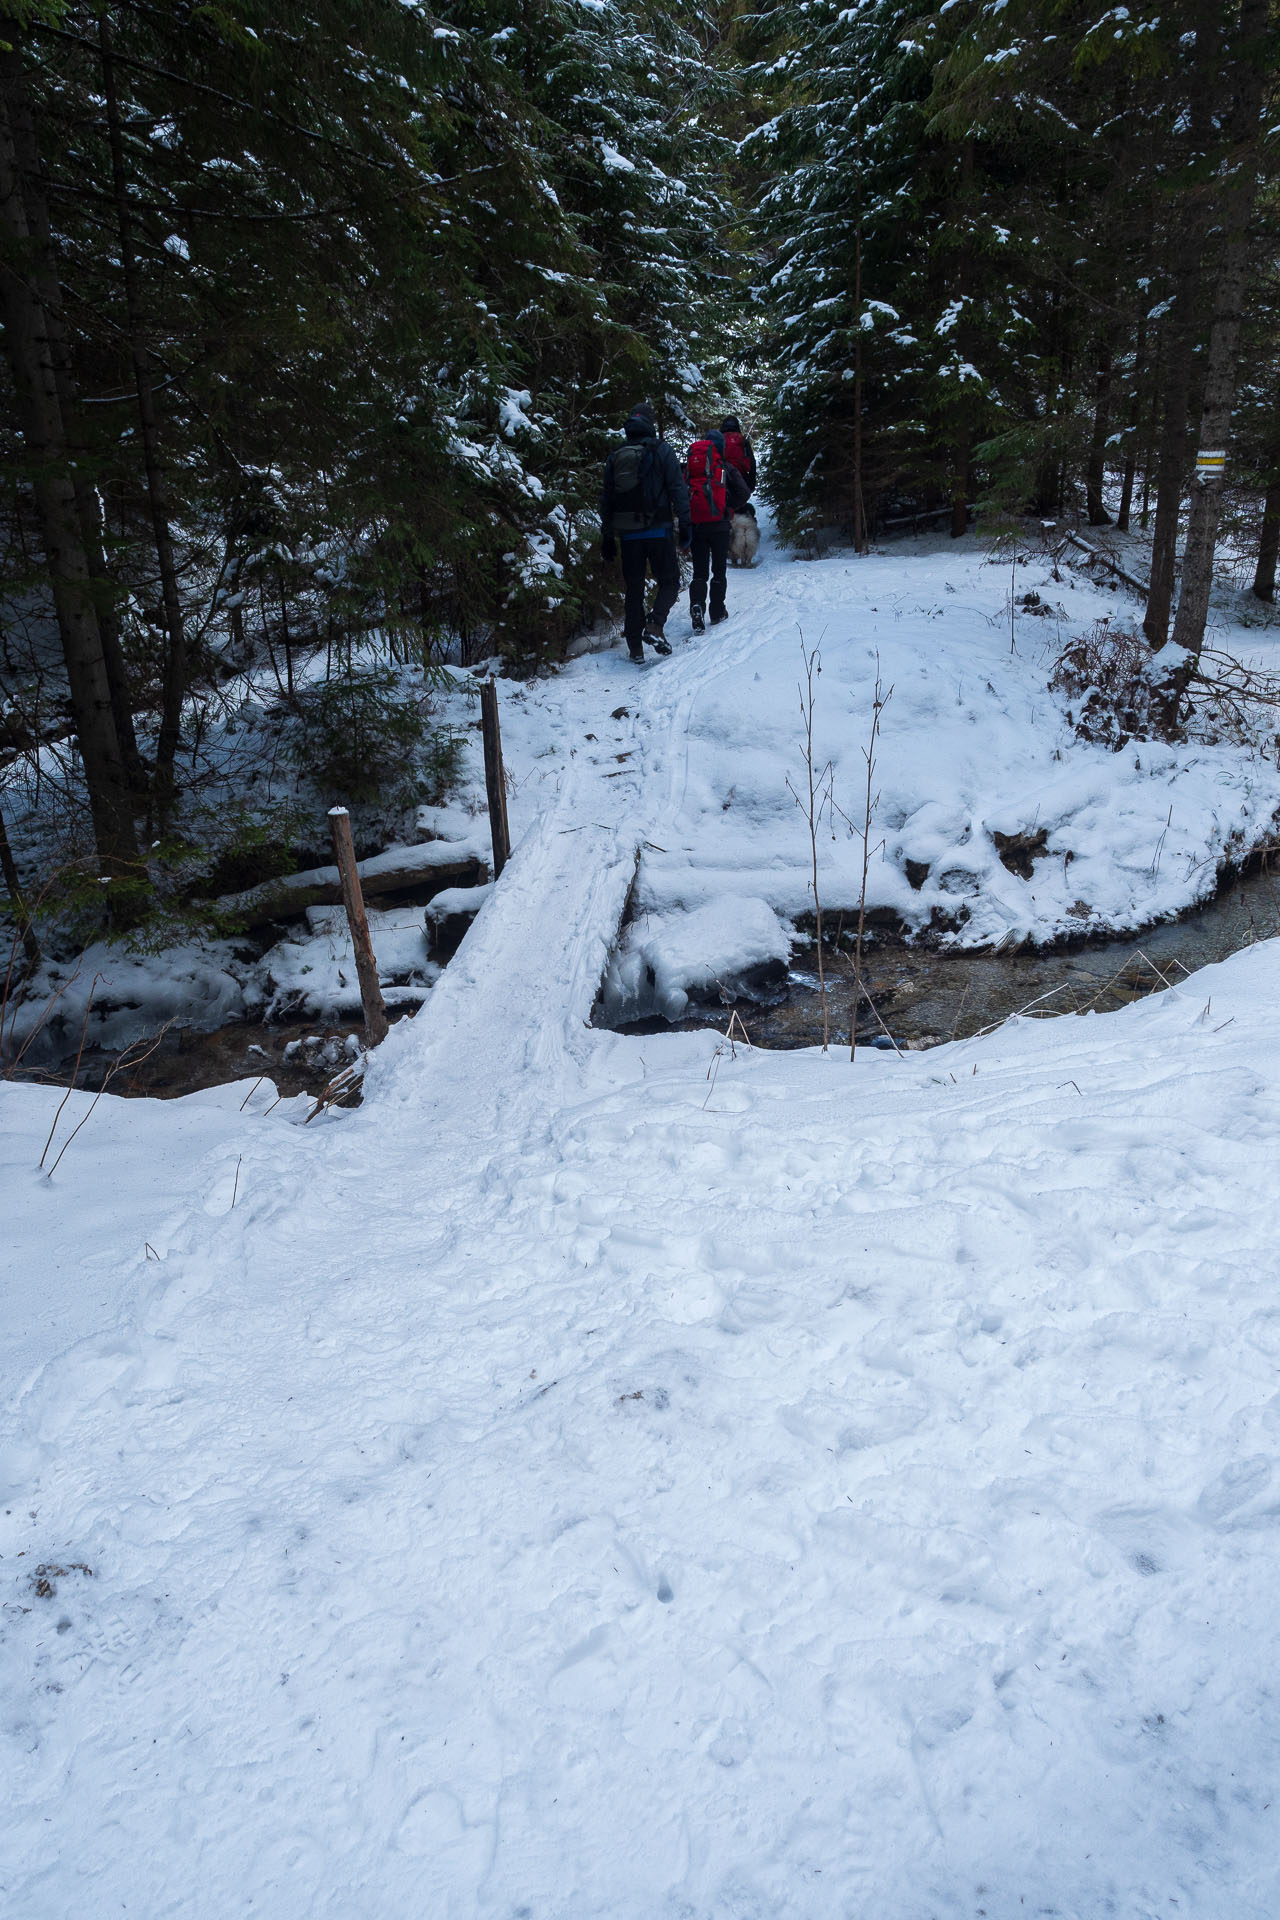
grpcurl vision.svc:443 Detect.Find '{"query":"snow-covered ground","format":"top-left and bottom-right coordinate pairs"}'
top-left (12, 511), bottom-right (1280, 1058)
top-left (4, 524), bottom-right (1280, 1915)
top-left (513, 520), bottom-right (1280, 982)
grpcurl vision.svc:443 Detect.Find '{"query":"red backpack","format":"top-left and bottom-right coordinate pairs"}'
top-left (722, 431), bottom-right (751, 481)
top-left (687, 439), bottom-right (726, 525)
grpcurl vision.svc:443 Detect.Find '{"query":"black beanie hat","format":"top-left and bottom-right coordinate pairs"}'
top-left (721, 415), bottom-right (742, 434)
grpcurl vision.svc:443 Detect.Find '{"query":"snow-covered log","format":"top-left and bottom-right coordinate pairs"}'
top-left (216, 838), bottom-right (487, 928)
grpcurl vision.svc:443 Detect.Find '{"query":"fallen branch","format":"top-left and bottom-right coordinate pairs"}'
top-left (304, 1052), bottom-right (366, 1123)
top-left (1057, 531), bottom-right (1150, 597)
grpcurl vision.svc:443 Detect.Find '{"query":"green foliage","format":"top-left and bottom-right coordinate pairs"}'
top-left (290, 664), bottom-right (459, 809)
top-left (745, 0), bottom-right (1280, 539)
top-left (0, 0), bottom-right (744, 887)
top-left (190, 802), bottom-right (308, 899)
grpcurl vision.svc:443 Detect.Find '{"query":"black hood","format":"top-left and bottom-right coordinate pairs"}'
top-left (721, 415), bottom-right (742, 434)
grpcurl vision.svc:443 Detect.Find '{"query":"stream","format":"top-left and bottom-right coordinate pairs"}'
top-left (602, 864), bottom-right (1280, 1052)
top-left (17, 865), bottom-right (1280, 1099)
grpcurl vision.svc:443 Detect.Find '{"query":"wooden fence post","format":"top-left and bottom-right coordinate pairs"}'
top-left (480, 677), bottom-right (511, 879)
top-left (327, 807), bottom-right (389, 1046)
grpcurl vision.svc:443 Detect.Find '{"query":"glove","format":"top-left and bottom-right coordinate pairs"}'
top-left (602, 534), bottom-right (617, 563)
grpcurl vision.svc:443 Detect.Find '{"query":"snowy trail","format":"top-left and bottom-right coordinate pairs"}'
top-left (375, 521), bottom-right (803, 1130)
top-left (5, 529), bottom-right (1280, 1916)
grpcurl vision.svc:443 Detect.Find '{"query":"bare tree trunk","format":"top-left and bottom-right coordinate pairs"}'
top-left (72, 477), bottom-right (145, 786)
top-left (852, 229), bottom-right (867, 553)
top-left (851, 66), bottom-right (868, 555)
top-left (1252, 480), bottom-right (1280, 600)
top-left (1086, 338), bottom-right (1116, 526)
top-left (1143, 281), bottom-right (1198, 648)
top-left (0, 41), bottom-right (138, 876)
top-left (99, 16), bottom-right (187, 811)
top-left (1116, 449), bottom-right (1137, 534)
top-left (1165, 223), bottom-right (1253, 657)
top-left (1116, 314), bottom-right (1147, 532)
top-left (950, 443), bottom-right (969, 539)
top-left (1158, 0), bottom-right (1268, 724)
top-left (1144, 0), bottom-right (1221, 647)
top-left (1032, 296), bottom-right (1063, 517)
top-left (1138, 324), bottom-right (1161, 530)
top-left (4, 47), bottom-right (145, 791)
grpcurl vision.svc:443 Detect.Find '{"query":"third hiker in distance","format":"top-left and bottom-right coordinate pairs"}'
top-left (686, 425), bottom-right (751, 633)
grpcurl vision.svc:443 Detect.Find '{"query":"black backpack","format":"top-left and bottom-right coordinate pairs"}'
top-left (609, 441), bottom-right (665, 532)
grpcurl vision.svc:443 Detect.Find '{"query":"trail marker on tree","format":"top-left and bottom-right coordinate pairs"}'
top-left (327, 807), bottom-right (389, 1047)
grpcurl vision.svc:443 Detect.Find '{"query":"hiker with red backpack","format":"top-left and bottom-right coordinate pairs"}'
top-left (600, 402), bottom-right (691, 662)
top-left (686, 428), bottom-right (750, 633)
top-left (720, 416), bottom-right (757, 493)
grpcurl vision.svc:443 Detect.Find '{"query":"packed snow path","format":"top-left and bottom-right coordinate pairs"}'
top-left (4, 529), bottom-right (1280, 1917)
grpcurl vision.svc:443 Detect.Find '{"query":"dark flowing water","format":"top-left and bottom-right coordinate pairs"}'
top-left (29, 1014), bottom-right (411, 1104)
top-left (17, 867), bottom-right (1280, 1098)
top-left (606, 865), bottom-right (1280, 1052)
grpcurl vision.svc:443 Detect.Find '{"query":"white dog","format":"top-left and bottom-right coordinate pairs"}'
top-left (729, 510), bottom-right (760, 568)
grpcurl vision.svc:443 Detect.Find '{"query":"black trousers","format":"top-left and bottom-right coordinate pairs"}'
top-left (689, 521), bottom-right (731, 617)
top-left (620, 533), bottom-right (680, 643)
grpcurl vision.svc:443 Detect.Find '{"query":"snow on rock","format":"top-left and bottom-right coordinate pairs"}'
top-left (424, 881), bottom-right (494, 921)
top-left (261, 905), bottom-right (438, 1019)
top-left (414, 801), bottom-right (485, 845)
top-left (4, 939), bottom-right (251, 1067)
top-left (600, 894), bottom-right (790, 1022)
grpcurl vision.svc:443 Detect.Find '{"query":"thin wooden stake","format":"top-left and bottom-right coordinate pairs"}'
top-left (480, 677), bottom-right (511, 879)
top-left (328, 807), bottom-right (389, 1046)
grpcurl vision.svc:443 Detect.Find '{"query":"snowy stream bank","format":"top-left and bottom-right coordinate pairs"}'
top-left (16, 516), bottom-right (1280, 1092)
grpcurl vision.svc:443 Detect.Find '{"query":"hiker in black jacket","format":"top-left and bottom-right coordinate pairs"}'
top-left (688, 429), bottom-right (750, 633)
top-left (601, 403), bottom-right (691, 662)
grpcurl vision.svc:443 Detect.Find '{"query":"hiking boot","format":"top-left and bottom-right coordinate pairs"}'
top-left (627, 641), bottom-right (645, 663)
top-left (644, 622), bottom-right (672, 654)
top-left (690, 603), bottom-right (706, 634)
top-left (709, 608), bottom-right (728, 627)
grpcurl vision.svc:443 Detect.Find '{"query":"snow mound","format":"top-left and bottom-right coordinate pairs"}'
top-left (424, 881), bottom-right (494, 922)
top-left (600, 895), bottom-right (790, 1023)
top-left (4, 940), bottom-right (251, 1068)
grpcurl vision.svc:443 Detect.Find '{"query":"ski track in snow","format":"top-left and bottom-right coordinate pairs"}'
top-left (4, 527), bottom-right (1280, 1916)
